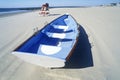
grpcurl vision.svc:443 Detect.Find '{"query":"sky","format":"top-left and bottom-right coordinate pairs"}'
top-left (0, 0), bottom-right (119, 8)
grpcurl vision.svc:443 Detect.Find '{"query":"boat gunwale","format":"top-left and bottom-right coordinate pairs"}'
top-left (65, 24), bottom-right (80, 61)
top-left (13, 14), bottom-right (80, 61)
top-left (13, 14), bottom-right (67, 51)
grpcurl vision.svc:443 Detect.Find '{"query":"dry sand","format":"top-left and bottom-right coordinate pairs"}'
top-left (0, 6), bottom-right (120, 80)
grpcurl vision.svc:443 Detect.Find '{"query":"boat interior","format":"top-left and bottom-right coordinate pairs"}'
top-left (14, 14), bottom-right (79, 60)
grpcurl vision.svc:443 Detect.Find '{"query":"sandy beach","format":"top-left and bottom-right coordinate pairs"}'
top-left (0, 6), bottom-right (120, 80)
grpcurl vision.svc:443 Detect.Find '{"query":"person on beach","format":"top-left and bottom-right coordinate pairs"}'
top-left (40, 4), bottom-right (46, 16)
top-left (39, 3), bottom-right (49, 16)
top-left (45, 3), bottom-right (49, 14)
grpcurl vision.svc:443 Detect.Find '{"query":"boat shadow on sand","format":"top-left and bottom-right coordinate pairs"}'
top-left (63, 24), bottom-right (94, 69)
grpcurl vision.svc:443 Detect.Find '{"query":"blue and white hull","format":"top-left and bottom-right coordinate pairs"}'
top-left (12, 14), bottom-right (79, 68)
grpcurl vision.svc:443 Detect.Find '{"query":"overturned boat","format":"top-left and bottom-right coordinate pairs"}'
top-left (12, 14), bottom-right (80, 68)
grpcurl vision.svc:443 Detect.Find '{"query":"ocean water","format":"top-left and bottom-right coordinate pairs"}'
top-left (0, 8), bottom-right (39, 17)
top-left (0, 9), bottom-right (27, 17)
top-left (0, 10), bottom-right (27, 14)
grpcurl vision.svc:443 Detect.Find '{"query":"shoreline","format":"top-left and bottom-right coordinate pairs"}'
top-left (0, 10), bottom-right (36, 18)
top-left (0, 5), bottom-right (119, 18)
